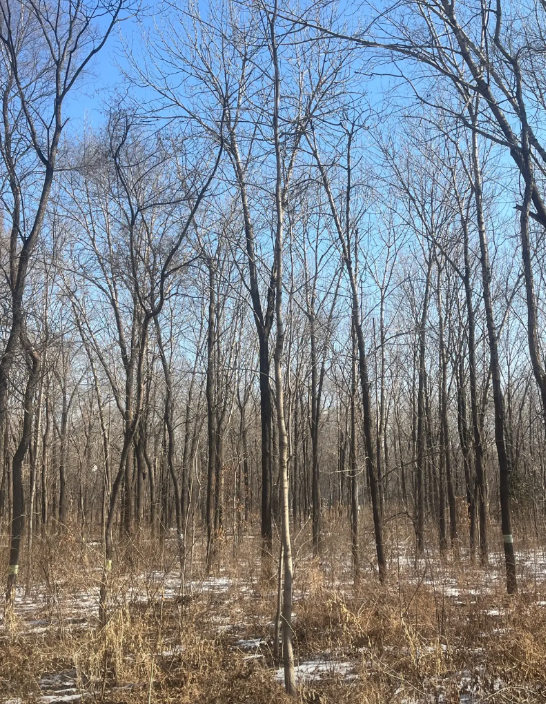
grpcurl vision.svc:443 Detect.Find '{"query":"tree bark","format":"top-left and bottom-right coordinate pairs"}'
top-left (6, 344), bottom-right (40, 616)
top-left (470, 110), bottom-right (516, 593)
top-left (416, 256), bottom-right (433, 555)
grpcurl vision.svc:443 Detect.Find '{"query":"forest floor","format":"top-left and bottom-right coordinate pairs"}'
top-left (1, 514), bottom-right (546, 703)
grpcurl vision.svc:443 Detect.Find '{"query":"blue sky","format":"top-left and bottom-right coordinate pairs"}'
top-left (63, 17), bottom-right (138, 132)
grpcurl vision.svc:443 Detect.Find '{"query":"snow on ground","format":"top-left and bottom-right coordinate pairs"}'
top-left (37, 669), bottom-right (88, 704)
top-left (2, 546), bottom-right (546, 703)
top-left (0, 573), bottom-right (243, 636)
top-left (274, 657), bottom-right (357, 684)
top-left (233, 637), bottom-right (267, 650)
top-left (2, 545), bottom-right (546, 637)
top-left (160, 644), bottom-right (185, 657)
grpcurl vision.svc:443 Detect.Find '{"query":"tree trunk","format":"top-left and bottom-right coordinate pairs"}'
top-left (470, 110), bottom-right (516, 593)
top-left (309, 313), bottom-right (322, 555)
top-left (310, 126), bottom-right (386, 581)
top-left (270, 5), bottom-right (296, 692)
top-left (416, 257), bottom-right (433, 555)
top-left (350, 323), bottom-right (360, 585)
top-left (206, 262), bottom-right (217, 572)
top-left (6, 345), bottom-right (40, 617)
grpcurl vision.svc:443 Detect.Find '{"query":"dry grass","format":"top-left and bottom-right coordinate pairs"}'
top-left (1, 516), bottom-right (546, 703)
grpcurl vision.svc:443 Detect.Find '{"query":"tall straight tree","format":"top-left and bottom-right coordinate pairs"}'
top-left (130, 0), bottom-right (354, 571)
top-left (65, 116), bottom-right (223, 621)
top-left (266, 0), bottom-right (296, 692)
top-left (1, 0), bottom-right (128, 613)
top-left (308, 121), bottom-right (386, 581)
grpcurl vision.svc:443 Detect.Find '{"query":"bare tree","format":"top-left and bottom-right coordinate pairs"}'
top-left (308, 120), bottom-right (387, 581)
top-left (1, 0), bottom-right (129, 613)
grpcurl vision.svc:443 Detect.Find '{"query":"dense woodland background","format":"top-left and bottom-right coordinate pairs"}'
top-left (1, 0), bottom-right (546, 696)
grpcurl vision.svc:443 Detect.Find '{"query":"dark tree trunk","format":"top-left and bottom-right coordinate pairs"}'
top-left (206, 263), bottom-right (217, 572)
top-left (416, 257), bottom-right (433, 555)
top-left (310, 127), bottom-right (386, 581)
top-left (350, 324), bottom-right (360, 584)
top-left (470, 111), bottom-right (516, 593)
top-left (457, 358), bottom-right (476, 555)
top-left (310, 315), bottom-right (322, 555)
top-left (6, 345), bottom-right (40, 612)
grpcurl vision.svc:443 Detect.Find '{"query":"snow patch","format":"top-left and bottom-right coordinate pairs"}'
top-left (234, 637), bottom-right (266, 651)
top-left (484, 608), bottom-right (502, 616)
top-left (275, 659), bottom-right (356, 684)
top-left (161, 645), bottom-right (184, 657)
